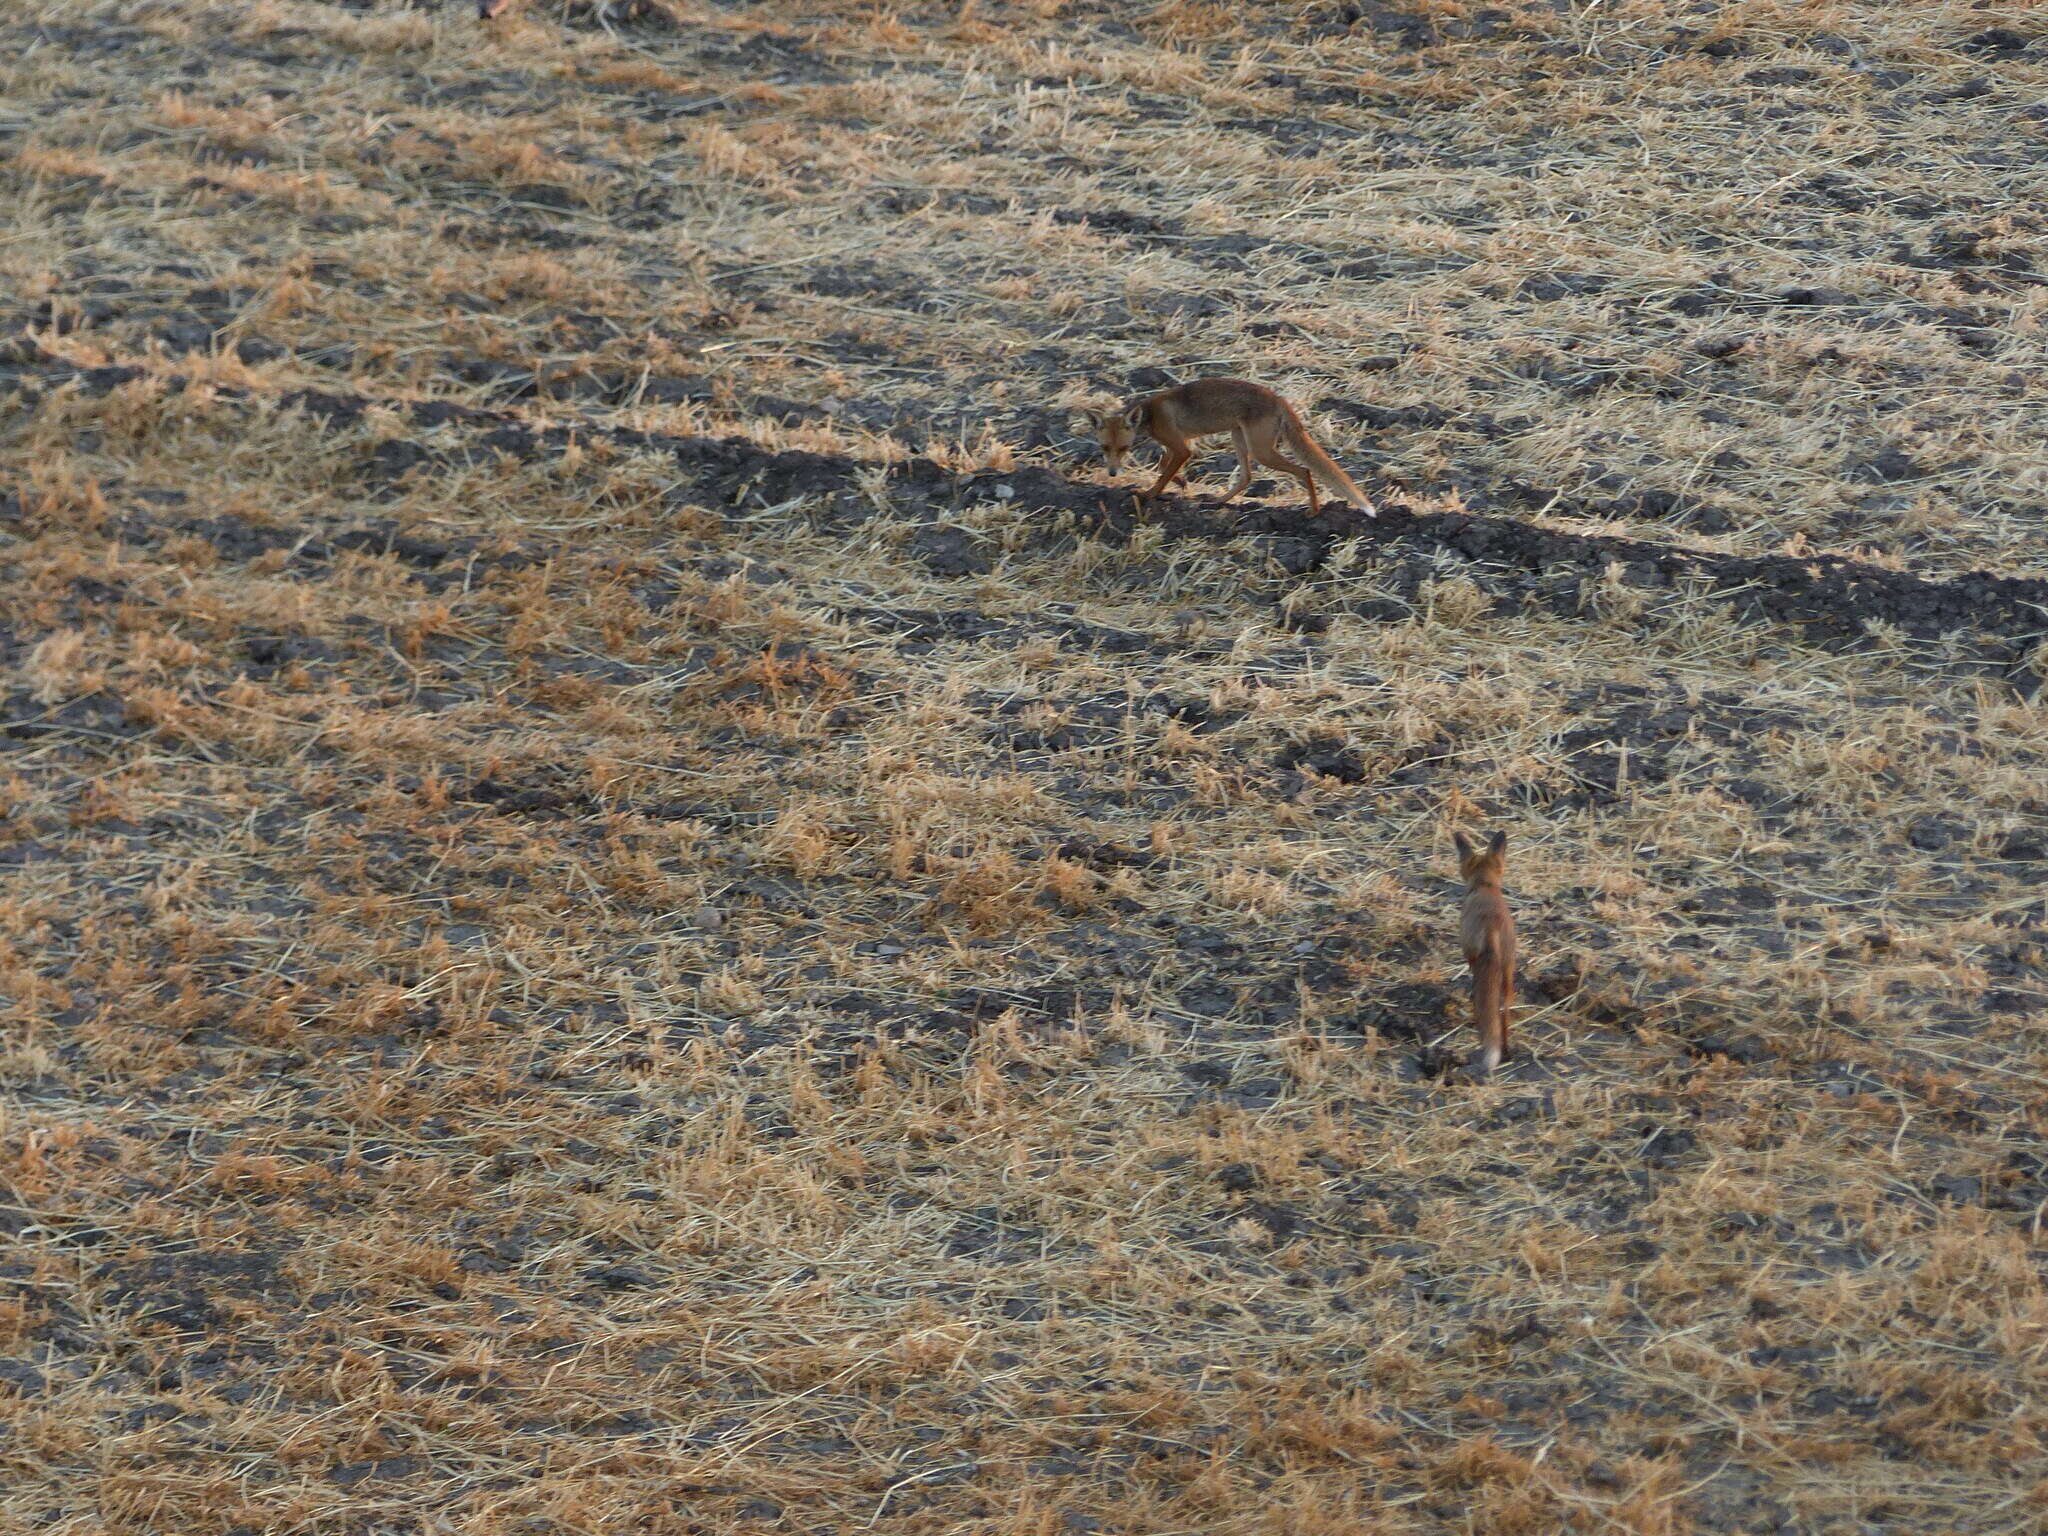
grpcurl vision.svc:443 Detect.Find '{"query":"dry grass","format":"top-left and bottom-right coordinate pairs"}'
top-left (3, 2), bottom-right (2047, 1532)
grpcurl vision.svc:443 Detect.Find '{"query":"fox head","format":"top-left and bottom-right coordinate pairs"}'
top-left (1084, 402), bottom-right (1145, 472)
top-left (1454, 829), bottom-right (1508, 886)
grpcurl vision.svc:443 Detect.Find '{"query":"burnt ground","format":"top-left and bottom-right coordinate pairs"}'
top-left (3, 3), bottom-right (2048, 1534)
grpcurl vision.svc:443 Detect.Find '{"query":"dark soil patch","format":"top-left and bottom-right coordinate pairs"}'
top-left (25, 363), bottom-right (2037, 683)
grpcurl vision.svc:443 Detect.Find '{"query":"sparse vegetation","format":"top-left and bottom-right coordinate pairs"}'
top-left (3, 2), bottom-right (2047, 1532)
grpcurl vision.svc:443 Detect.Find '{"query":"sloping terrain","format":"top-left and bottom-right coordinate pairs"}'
top-left (3, 2), bottom-right (2047, 1532)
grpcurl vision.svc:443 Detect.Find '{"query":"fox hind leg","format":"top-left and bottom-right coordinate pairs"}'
top-left (1250, 420), bottom-right (1320, 516)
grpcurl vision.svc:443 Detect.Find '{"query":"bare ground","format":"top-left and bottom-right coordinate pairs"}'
top-left (3, 3), bottom-right (2048, 1533)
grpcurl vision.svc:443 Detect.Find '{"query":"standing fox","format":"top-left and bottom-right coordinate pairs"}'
top-left (1453, 830), bottom-right (1516, 1081)
top-left (1084, 378), bottom-right (1376, 518)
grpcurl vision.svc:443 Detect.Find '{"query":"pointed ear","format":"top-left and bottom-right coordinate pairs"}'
top-left (1486, 830), bottom-right (1507, 857)
top-left (1122, 402), bottom-right (1146, 427)
top-left (1452, 832), bottom-right (1475, 862)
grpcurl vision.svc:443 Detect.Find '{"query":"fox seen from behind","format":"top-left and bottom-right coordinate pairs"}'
top-left (1085, 378), bottom-right (1376, 518)
top-left (1454, 830), bottom-right (1516, 1081)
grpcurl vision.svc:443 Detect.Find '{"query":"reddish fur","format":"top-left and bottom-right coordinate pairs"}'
top-left (1088, 377), bottom-right (1375, 518)
top-left (1454, 830), bottom-right (1515, 1080)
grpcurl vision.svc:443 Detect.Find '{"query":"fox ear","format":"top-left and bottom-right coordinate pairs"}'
top-left (1452, 831), bottom-right (1475, 862)
top-left (1486, 830), bottom-right (1507, 857)
top-left (1079, 406), bottom-right (1105, 427)
top-left (1122, 402), bottom-right (1146, 427)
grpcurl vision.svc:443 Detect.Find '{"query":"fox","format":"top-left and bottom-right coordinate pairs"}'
top-left (1453, 829), bottom-right (1516, 1082)
top-left (1083, 377), bottom-right (1376, 518)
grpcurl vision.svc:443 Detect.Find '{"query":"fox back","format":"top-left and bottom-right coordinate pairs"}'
top-left (1453, 830), bottom-right (1515, 1079)
top-left (1147, 378), bottom-right (1290, 436)
top-left (1087, 378), bottom-right (1288, 469)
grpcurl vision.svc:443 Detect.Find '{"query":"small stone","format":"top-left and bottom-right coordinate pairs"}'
top-left (1687, 1033), bottom-right (1773, 1065)
top-left (1929, 1174), bottom-right (1981, 1205)
top-left (1181, 1059), bottom-right (1232, 1089)
top-left (1846, 447), bottom-right (1923, 483)
top-left (1781, 285), bottom-right (1858, 307)
top-left (1961, 27), bottom-right (2030, 55)
top-left (587, 1265), bottom-right (658, 1289)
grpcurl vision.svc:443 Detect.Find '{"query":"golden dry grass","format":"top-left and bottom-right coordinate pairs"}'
top-left (3, 2), bottom-right (2047, 1533)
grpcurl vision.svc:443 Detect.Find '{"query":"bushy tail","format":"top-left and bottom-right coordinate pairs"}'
top-left (1470, 952), bottom-right (1509, 1081)
top-left (1283, 409), bottom-right (1376, 518)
